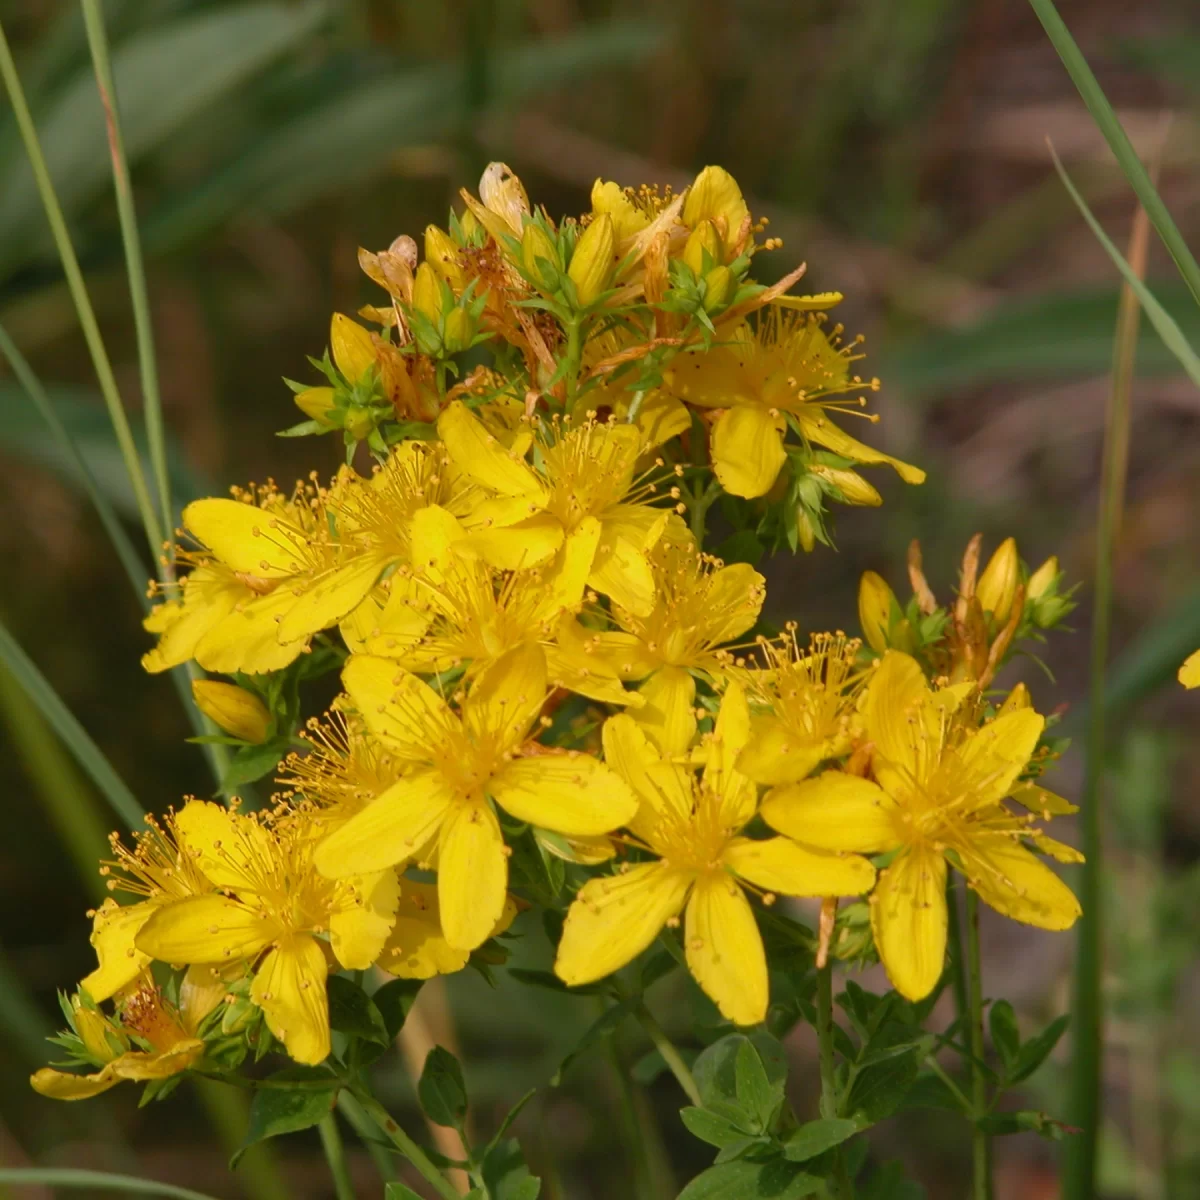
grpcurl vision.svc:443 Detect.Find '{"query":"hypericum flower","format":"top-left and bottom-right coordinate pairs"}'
top-left (191, 680), bottom-right (271, 743)
top-left (437, 402), bottom-right (672, 615)
top-left (737, 630), bottom-right (867, 786)
top-left (554, 685), bottom-right (875, 1025)
top-left (1180, 649), bottom-right (1200, 688)
top-left (315, 645), bottom-right (638, 951)
top-left (135, 801), bottom-right (399, 1064)
top-left (360, 505), bottom-right (631, 705)
top-left (667, 310), bottom-right (924, 500)
top-left (578, 537), bottom-right (765, 753)
top-left (759, 651), bottom-right (1082, 1001)
top-left (31, 979), bottom-right (204, 1101)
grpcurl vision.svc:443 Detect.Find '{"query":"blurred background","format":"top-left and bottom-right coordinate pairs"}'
top-left (1, 0), bottom-right (1199, 1197)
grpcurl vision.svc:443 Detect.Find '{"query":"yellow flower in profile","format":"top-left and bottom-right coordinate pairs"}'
top-left (759, 652), bottom-right (1082, 1001)
top-left (1179, 649), bottom-right (1200, 688)
top-left (580, 537), bottom-right (766, 753)
top-left (737, 630), bottom-right (866, 786)
top-left (315, 645), bottom-right (638, 951)
top-left (554, 685), bottom-right (875, 1025)
top-left (135, 801), bottom-right (399, 1065)
top-left (31, 980), bottom-right (204, 1101)
top-left (668, 310), bottom-right (924, 499)
top-left (437, 401), bottom-right (670, 615)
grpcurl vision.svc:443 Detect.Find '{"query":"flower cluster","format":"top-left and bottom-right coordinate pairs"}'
top-left (35, 164), bottom-right (1081, 1102)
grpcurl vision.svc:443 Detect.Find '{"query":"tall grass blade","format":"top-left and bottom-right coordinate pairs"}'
top-left (0, 323), bottom-right (147, 605)
top-left (0, 616), bottom-right (142, 830)
top-left (0, 947), bottom-right (53, 1064)
top-left (1028, 0), bottom-right (1200, 309)
top-left (0, 16), bottom-right (161, 554)
top-left (80, 0), bottom-right (169, 538)
top-left (0, 1170), bottom-right (221, 1200)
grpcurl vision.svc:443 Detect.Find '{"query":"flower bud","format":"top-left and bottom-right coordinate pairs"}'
top-left (411, 261), bottom-right (444, 323)
top-left (74, 1004), bottom-right (120, 1062)
top-left (701, 265), bottom-right (733, 313)
top-left (977, 537), bottom-right (1019, 621)
top-left (443, 306), bottom-right (474, 354)
top-left (478, 161), bottom-right (529, 234)
top-left (1027, 555), bottom-right (1058, 600)
top-left (424, 224), bottom-right (465, 288)
top-left (521, 222), bottom-right (561, 290)
top-left (682, 165), bottom-right (750, 251)
top-left (568, 213), bottom-right (615, 307)
top-left (591, 179), bottom-right (648, 240)
top-left (998, 682), bottom-right (1031, 714)
top-left (682, 220), bottom-right (722, 276)
top-left (810, 465), bottom-right (882, 507)
top-left (191, 680), bottom-right (271, 744)
top-left (294, 386), bottom-right (336, 426)
top-left (330, 313), bottom-right (376, 383)
top-left (795, 507), bottom-right (816, 553)
top-left (344, 405), bottom-right (376, 440)
top-left (858, 571), bottom-right (896, 653)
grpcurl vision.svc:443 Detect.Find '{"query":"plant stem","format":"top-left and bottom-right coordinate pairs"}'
top-left (689, 479), bottom-right (720, 543)
top-left (351, 1087), bottom-right (462, 1200)
top-left (318, 1113), bottom-right (356, 1200)
top-left (606, 1035), bottom-right (653, 1200)
top-left (337, 1092), bottom-right (399, 1184)
top-left (634, 1003), bottom-right (702, 1107)
top-left (965, 890), bottom-right (992, 1200)
top-left (945, 873), bottom-right (971, 1035)
top-left (80, 0), bottom-right (171, 539)
top-left (816, 962), bottom-right (854, 1199)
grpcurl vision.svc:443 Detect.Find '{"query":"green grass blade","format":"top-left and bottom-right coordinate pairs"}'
top-left (0, 16), bottom-right (162, 555)
top-left (0, 946), bottom-right (54, 1064)
top-left (0, 616), bottom-right (142, 830)
top-left (0, 1170), bottom-right (221, 1200)
top-left (0, 322), bottom-right (147, 606)
top-left (80, 0), bottom-right (170, 539)
top-left (1029, 0), bottom-right (1200, 309)
top-left (1049, 144), bottom-right (1200, 387)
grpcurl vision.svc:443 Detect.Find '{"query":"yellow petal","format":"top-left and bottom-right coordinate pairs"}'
top-left (588, 536), bottom-right (657, 617)
top-left (703, 681), bottom-right (754, 825)
top-left (584, 629), bottom-right (658, 680)
top-left (704, 563), bottom-right (767, 643)
top-left (1008, 783), bottom-right (1079, 817)
top-left (795, 411), bottom-right (925, 485)
top-left (490, 754), bottom-right (637, 836)
top-left (463, 643), bottom-right (547, 749)
top-left (251, 934), bottom-right (331, 1065)
top-left (685, 874), bottom-right (767, 1026)
top-left (723, 836), bottom-right (875, 897)
top-left (601, 713), bottom-right (664, 810)
top-left (633, 665), bottom-right (696, 756)
top-left (314, 770), bottom-right (455, 878)
top-left (110, 1041), bottom-right (205, 1082)
top-left (1179, 648), bottom-right (1200, 688)
top-left (329, 869), bottom-right (401, 969)
top-left (183, 498), bottom-right (303, 576)
top-left (736, 718), bottom-right (839, 786)
top-left (175, 799), bottom-right (276, 892)
top-left (544, 519), bottom-right (601, 613)
top-left (952, 709), bottom-right (1044, 809)
top-left (141, 568), bottom-right (241, 674)
top-left (193, 588), bottom-right (306, 676)
top-left (437, 800), bottom-right (507, 951)
top-left (179, 965), bottom-right (227, 1034)
top-left (963, 841), bottom-right (1081, 931)
top-left (555, 862), bottom-right (691, 986)
top-left (1030, 833), bottom-right (1085, 865)
top-left (331, 312), bottom-right (377, 382)
top-left (462, 512), bottom-right (564, 571)
top-left (861, 651), bottom-right (932, 782)
top-left (760, 772), bottom-right (900, 854)
top-left (683, 166), bottom-right (750, 247)
top-left (31, 1064), bottom-right (120, 1100)
top-left (871, 848), bottom-right (947, 1002)
top-left (342, 655), bottom-right (458, 758)
top-left (135, 895), bottom-right (277, 965)
top-left (711, 405), bottom-right (787, 499)
top-left (409, 504), bottom-right (467, 580)
top-left (438, 401), bottom-right (544, 499)
top-left (81, 901), bottom-right (156, 1002)
top-left (276, 555), bottom-right (388, 645)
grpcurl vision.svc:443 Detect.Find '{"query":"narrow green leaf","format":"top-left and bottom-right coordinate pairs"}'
top-left (679, 1106), bottom-right (754, 1150)
top-left (418, 1046), bottom-right (468, 1129)
top-left (676, 1158), bottom-right (821, 1200)
top-left (384, 1185), bottom-right (424, 1200)
top-left (988, 1000), bottom-right (1020, 1072)
top-left (1010, 1015), bottom-right (1070, 1084)
top-left (780, 1117), bottom-right (860, 1163)
top-left (0, 1168), bottom-right (222, 1200)
top-left (233, 1077), bottom-right (339, 1166)
top-left (734, 1038), bottom-right (783, 1132)
top-left (1048, 145), bottom-right (1200, 387)
top-left (551, 997), bottom-right (639, 1084)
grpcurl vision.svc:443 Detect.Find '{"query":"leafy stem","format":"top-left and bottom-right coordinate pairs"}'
top-left (816, 961), bottom-right (855, 1200)
top-left (350, 1086), bottom-right (462, 1200)
top-left (633, 1002), bottom-right (702, 1107)
top-left (317, 1113), bottom-right (356, 1200)
top-left (965, 889), bottom-right (993, 1200)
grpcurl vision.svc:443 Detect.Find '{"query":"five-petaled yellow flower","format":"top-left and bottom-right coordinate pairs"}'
top-left (759, 651), bottom-right (1082, 1001)
top-left (554, 684), bottom-right (875, 1025)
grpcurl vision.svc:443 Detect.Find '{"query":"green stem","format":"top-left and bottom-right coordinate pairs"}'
top-left (688, 479), bottom-right (720, 544)
top-left (337, 1092), bottom-right (399, 1184)
top-left (80, 0), bottom-right (170, 539)
top-left (816, 962), bottom-right (854, 1200)
top-left (318, 1113), bottom-right (356, 1200)
top-left (945, 873), bottom-right (971, 1038)
top-left (634, 1002), bottom-right (702, 1107)
top-left (192, 1079), bottom-right (289, 1200)
top-left (965, 890), bottom-right (992, 1200)
top-left (606, 1033), bottom-right (653, 1200)
top-left (350, 1087), bottom-right (462, 1200)
top-left (563, 316), bottom-right (582, 403)
top-left (923, 1055), bottom-right (972, 1114)
top-left (0, 16), bottom-right (163, 557)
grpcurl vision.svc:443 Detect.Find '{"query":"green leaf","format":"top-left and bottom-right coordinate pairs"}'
top-left (679, 1106), bottom-right (755, 1149)
top-left (693, 1033), bottom-right (789, 1113)
top-left (507, 967), bottom-right (607, 996)
top-left (551, 997), bottom-right (639, 1084)
top-left (233, 1076), bottom-right (338, 1166)
top-left (481, 1138), bottom-right (542, 1200)
top-left (326, 975), bottom-right (388, 1046)
top-left (734, 1038), bottom-right (785, 1132)
top-left (384, 1184), bottom-right (424, 1200)
top-left (221, 738), bottom-right (288, 790)
top-left (372, 978), bottom-right (423, 1041)
top-left (846, 1049), bottom-right (921, 1124)
top-left (1009, 1014), bottom-right (1070, 1083)
top-left (988, 1000), bottom-right (1020, 1072)
top-left (1047, 145), bottom-right (1200, 388)
top-left (0, 1169), bottom-right (221, 1200)
top-left (676, 1158), bottom-right (821, 1200)
top-left (418, 1046), bottom-right (468, 1129)
top-left (780, 1118), bottom-right (860, 1163)
top-left (976, 1109), bottom-right (1072, 1140)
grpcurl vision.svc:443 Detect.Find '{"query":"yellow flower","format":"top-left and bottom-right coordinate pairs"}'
top-left (578, 537), bottom-right (766, 753)
top-left (759, 652), bottom-right (1082, 1001)
top-left (314, 644), bottom-right (638, 951)
top-left (668, 310), bottom-right (924, 499)
top-left (31, 980), bottom-right (204, 1101)
top-left (737, 631), bottom-right (867, 786)
top-left (1179, 649), bottom-right (1200, 689)
top-left (554, 686), bottom-right (875, 1025)
top-left (437, 402), bottom-right (671, 615)
top-left (135, 801), bottom-right (399, 1065)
